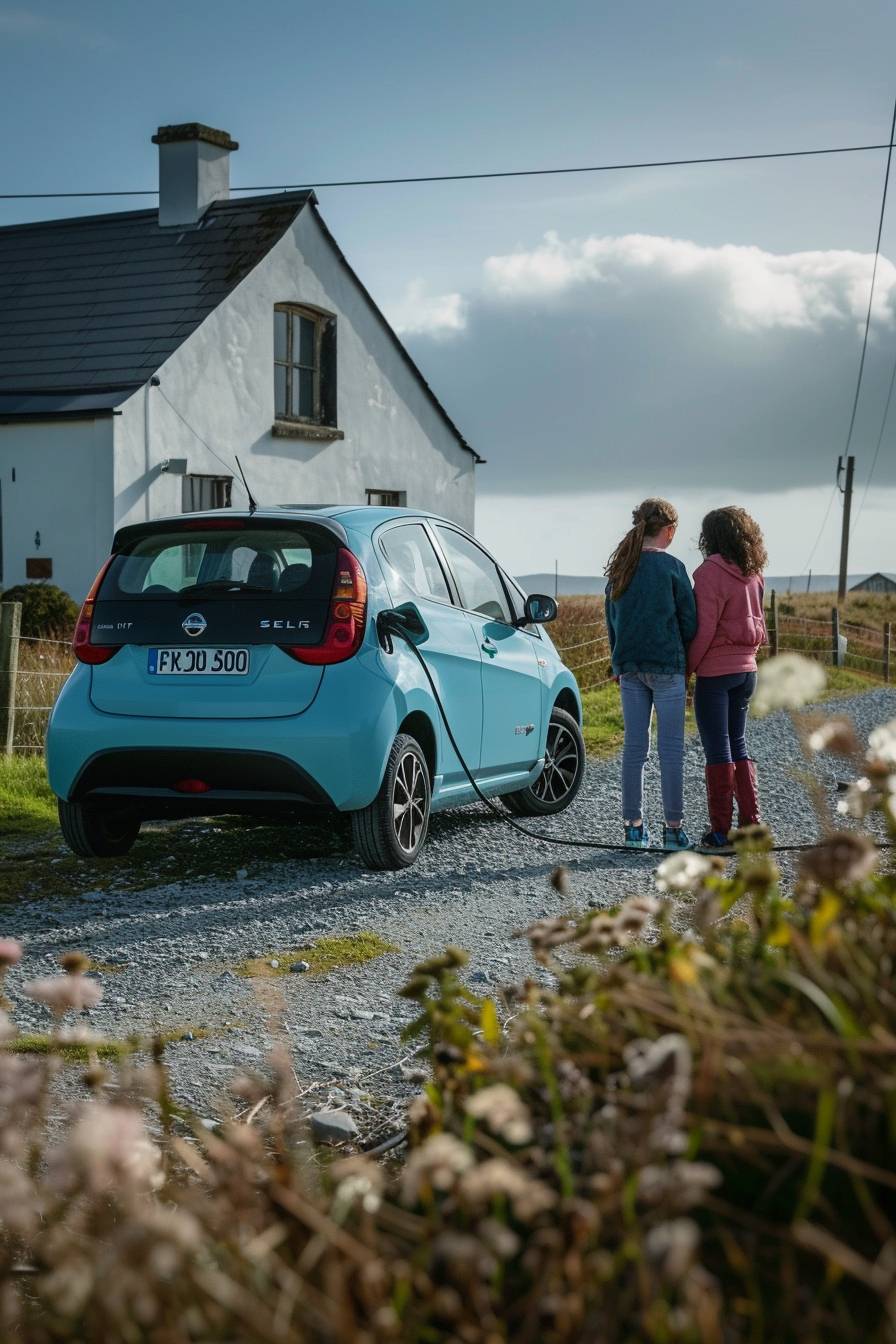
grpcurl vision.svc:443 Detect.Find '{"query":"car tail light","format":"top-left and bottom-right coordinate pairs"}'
top-left (72, 558), bottom-right (119, 665)
top-left (283, 548), bottom-right (368, 665)
top-left (174, 778), bottom-right (210, 794)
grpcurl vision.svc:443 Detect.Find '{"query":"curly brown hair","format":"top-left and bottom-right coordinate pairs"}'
top-left (604, 498), bottom-right (678, 599)
top-left (699, 506), bottom-right (767, 576)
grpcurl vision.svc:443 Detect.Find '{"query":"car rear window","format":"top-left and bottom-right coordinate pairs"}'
top-left (100, 526), bottom-right (338, 601)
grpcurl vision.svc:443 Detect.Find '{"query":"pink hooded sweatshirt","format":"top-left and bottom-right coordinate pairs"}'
top-left (687, 554), bottom-right (767, 677)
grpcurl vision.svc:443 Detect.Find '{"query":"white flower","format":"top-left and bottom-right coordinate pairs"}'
top-left (752, 654), bottom-right (826, 716)
top-left (655, 852), bottom-right (714, 892)
top-left (23, 975), bottom-right (101, 1015)
top-left (867, 719), bottom-right (896, 766)
top-left (52, 1103), bottom-right (162, 1194)
top-left (401, 1133), bottom-right (474, 1203)
top-left (806, 718), bottom-right (858, 756)
top-left (465, 1085), bottom-right (533, 1145)
top-left (837, 776), bottom-right (875, 819)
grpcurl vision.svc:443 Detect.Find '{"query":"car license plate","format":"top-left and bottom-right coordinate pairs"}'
top-left (148, 648), bottom-right (250, 676)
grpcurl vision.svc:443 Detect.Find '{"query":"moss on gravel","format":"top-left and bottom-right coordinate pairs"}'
top-left (6, 1024), bottom-right (214, 1062)
top-left (235, 932), bottom-right (398, 979)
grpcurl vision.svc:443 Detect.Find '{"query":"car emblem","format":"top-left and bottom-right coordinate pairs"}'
top-left (182, 612), bottom-right (207, 638)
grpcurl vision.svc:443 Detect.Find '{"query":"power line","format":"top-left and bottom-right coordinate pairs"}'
top-left (853, 345), bottom-right (896, 528)
top-left (800, 483), bottom-right (839, 575)
top-left (154, 385), bottom-right (252, 504)
top-left (838, 96), bottom-right (896, 465)
top-left (0, 139), bottom-right (893, 201)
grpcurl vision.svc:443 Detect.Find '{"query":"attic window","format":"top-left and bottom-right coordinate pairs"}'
top-left (274, 305), bottom-right (337, 427)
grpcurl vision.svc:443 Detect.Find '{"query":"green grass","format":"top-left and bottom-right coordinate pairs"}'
top-left (5, 1025), bottom-right (214, 1062)
top-left (235, 932), bottom-right (398, 979)
top-left (0, 755), bottom-right (57, 837)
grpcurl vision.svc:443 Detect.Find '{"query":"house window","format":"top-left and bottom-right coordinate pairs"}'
top-left (182, 474), bottom-right (232, 512)
top-left (366, 489), bottom-right (406, 507)
top-left (274, 305), bottom-right (337, 425)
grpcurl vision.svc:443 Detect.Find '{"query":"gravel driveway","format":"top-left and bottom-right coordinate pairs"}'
top-left (4, 686), bottom-right (894, 1137)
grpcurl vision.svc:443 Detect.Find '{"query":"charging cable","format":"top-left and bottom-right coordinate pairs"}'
top-left (378, 611), bottom-right (893, 857)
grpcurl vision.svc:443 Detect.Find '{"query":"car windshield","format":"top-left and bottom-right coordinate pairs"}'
top-left (100, 526), bottom-right (338, 600)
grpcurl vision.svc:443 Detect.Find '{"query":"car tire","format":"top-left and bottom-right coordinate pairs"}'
top-left (351, 733), bottom-right (431, 870)
top-left (501, 706), bottom-right (585, 816)
top-left (58, 800), bottom-right (141, 858)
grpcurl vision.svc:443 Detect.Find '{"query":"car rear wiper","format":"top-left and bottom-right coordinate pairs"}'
top-left (180, 579), bottom-right (273, 595)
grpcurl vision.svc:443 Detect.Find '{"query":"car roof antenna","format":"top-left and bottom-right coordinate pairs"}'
top-left (234, 456), bottom-right (259, 515)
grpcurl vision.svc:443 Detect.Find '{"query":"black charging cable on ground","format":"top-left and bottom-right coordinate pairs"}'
top-left (378, 611), bottom-right (893, 857)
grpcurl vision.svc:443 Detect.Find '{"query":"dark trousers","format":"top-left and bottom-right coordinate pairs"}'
top-left (694, 672), bottom-right (757, 766)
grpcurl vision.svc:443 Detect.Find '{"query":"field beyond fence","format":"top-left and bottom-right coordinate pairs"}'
top-left (1, 589), bottom-right (893, 759)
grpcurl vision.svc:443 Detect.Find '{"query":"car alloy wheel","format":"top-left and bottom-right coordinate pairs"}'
top-left (530, 720), bottom-right (580, 805)
top-left (392, 748), bottom-right (428, 855)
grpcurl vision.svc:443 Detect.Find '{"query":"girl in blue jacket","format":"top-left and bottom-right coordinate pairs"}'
top-left (604, 498), bottom-right (697, 850)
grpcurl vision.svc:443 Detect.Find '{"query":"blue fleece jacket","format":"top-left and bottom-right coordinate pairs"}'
top-left (605, 551), bottom-right (697, 676)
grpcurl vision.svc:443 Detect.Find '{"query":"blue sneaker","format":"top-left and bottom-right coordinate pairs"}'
top-left (698, 830), bottom-right (734, 854)
top-left (663, 826), bottom-right (693, 851)
top-left (624, 822), bottom-right (650, 849)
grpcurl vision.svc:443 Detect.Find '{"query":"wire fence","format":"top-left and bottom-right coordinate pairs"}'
top-left (0, 591), bottom-right (892, 757)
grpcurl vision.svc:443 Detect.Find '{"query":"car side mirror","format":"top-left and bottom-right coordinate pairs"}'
top-left (519, 593), bottom-right (558, 625)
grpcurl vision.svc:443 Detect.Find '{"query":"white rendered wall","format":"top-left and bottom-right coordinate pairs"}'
top-left (113, 207), bottom-right (476, 532)
top-left (0, 417), bottom-right (113, 601)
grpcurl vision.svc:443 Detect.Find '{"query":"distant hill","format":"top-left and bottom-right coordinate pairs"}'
top-left (517, 572), bottom-right (872, 596)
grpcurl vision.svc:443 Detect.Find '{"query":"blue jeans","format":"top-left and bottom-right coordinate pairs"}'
top-left (694, 672), bottom-right (757, 765)
top-left (619, 672), bottom-right (686, 823)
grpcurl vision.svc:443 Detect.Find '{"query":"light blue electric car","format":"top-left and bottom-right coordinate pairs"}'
top-left (47, 507), bottom-right (584, 869)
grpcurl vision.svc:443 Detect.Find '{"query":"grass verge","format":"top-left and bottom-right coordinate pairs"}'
top-left (235, 932), bottom-right (398, 979)
top-left (0, 755), bottom-right (57, 838)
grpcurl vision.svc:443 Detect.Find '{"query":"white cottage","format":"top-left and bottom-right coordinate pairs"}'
top-left (0, 123), bottom-right (480, 601)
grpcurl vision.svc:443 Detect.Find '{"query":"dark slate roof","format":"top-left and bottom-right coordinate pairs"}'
top-left (0, 192), bottom-right (311, 414)
top-left (0, 190), bottom-right (480, 461)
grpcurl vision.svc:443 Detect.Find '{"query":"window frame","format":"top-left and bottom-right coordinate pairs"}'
top-left (274, 303), bottom-right (328, 424)
top-left (377, 520), bottom-right (453, 608)
top-left (430, 524), bottom-right (529, 632)
top-left (366, 489), bottom-right (407, 507)
top-left (181, 473), bottom-right (233, 513)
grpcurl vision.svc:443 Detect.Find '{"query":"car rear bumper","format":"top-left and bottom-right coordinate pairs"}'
top-left (47, 656), bottom-right (401, 814)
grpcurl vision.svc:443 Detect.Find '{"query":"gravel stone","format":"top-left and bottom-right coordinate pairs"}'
top-left (4, 687), bottom-right (892, 1129)
top-left (310, 1109), bottom-right (359, 1143)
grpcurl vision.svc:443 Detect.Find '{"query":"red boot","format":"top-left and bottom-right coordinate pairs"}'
top-left (701, 762), bottom-right (735, 850)
top-left (733, 758), bottom-right (761, 826)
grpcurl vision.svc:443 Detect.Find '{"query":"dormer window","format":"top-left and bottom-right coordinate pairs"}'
top-left (274, 304), bottom-right (337, 430)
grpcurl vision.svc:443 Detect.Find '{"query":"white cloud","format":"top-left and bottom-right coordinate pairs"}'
top-left (483, 231), bottom-right (896, 332)
top-left (387, 279), bottom-right (467, 338)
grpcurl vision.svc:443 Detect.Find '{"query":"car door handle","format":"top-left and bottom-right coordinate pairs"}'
top-left (481, 639), bottom-right (497, 657)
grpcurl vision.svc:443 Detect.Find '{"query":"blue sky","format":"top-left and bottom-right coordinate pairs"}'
top-left (3, 0), bottom-right (896, 577)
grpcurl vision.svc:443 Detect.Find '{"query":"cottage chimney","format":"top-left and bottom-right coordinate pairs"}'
top-left (152, 123), bottom-right (239, 228)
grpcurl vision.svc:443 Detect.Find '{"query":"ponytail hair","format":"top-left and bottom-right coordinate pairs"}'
top-left (604, 498), bottom-right (678, 599)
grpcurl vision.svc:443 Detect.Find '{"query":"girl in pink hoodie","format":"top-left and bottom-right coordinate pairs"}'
top-left (687, 507), bottom-right (768, 850)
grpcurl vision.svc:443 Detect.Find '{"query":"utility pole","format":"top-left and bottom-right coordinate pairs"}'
top-left (837, 454), bottom-right (855, 604)
top-left (554, 559), bottom-right (558, 599)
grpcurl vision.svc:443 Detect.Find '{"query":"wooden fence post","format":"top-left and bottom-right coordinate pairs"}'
top-left (885, 622), bottom-right (892, 684)
top-left (770, 589), bottom-right (779, 657)
top-left (831, 606), bottom-right (840, 669)
top-left (0, 602), bottom-right (22, 757)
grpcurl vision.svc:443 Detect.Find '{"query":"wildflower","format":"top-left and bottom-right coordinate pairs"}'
top-left (331, 1155), bottom-right (384, 1216)
top-left (576, 912), bottom-right (619, 952)
top-left (459, 1157), bottom-right (556, 1218)
top-left (52, 1102), bottom-right (162, 1194)
top-left (0, 1010), bottom-right (16, 1043)
top-left (59, 950), bottom-right (90, 975)
top-left (550, 865), bottom-right (570, 896)
top-left (837, 775), bottom-right (876, 819)
top-left (0, 939), bottom-right (23, 967)
top-left (799, 832), bottom-right (878, 891)
top-left (806, 717), bottom-right (859, 756)
top-left (615, 894), bottom-right (661, 934)
top-left (23, 974), bottom-right (101, 1015)
top-left (638, 1161), bottom-right (721, 1209)
top-left (868, 718), bottom-right (896, 766)
top-left (401, 1133), bottom-right (474, 1203)
top-left (656, 852), bottom-right (715, 893)
top-left (645, 1217), bottom-right (700, 1282)
top-left (752, 654), bottom-right (826, 716)
top-left (524, 916), bottom-right (577, 952)
top-left (465, 1084), bottom-right (533, 1145)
